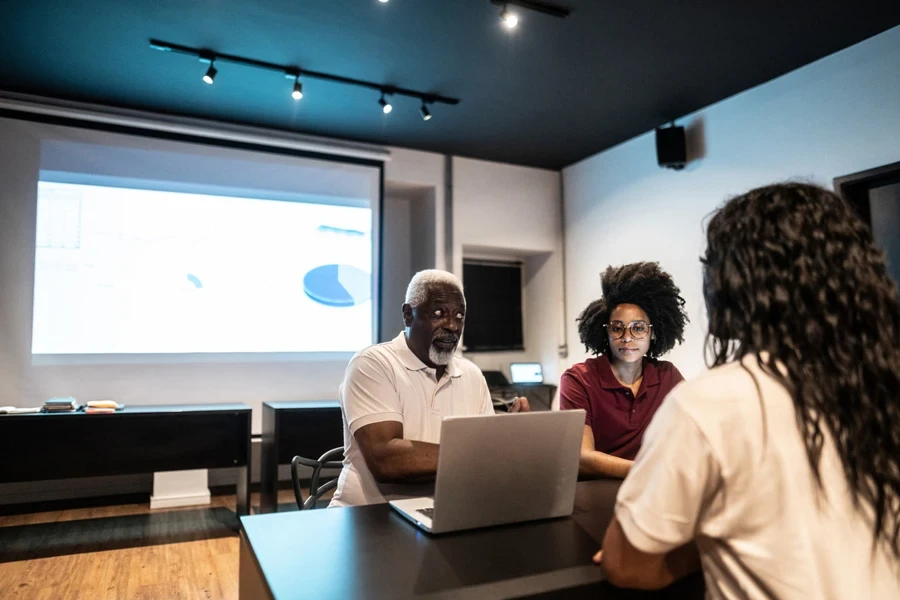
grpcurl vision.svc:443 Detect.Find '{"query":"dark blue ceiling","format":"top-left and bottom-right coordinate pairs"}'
top-left (2, 1), bottom-right (899, 169)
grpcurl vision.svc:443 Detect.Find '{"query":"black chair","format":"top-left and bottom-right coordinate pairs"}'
top-left (290, 447), bottom-right (344, 510)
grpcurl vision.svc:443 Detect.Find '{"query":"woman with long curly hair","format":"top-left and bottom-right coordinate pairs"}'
top-left (597, 182), bottom-right (900, 597)
top-left (560, 262), bottom-right (689, 478)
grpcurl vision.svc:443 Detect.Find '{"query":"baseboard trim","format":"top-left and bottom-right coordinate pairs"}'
top-left (149, 491), bottom-right (211, 510)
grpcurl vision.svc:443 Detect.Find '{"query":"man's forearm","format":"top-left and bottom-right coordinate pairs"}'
top-left (370, 439), bottom-right (440, 483)
top-left (579, 450), bottom-right (633, 479)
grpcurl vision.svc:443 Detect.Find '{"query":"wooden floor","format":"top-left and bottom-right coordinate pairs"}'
top-left (0, 489), bottom-right (317, 600)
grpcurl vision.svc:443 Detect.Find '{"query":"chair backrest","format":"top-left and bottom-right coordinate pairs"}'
top-left (290, 447), bottom-right (345, 510)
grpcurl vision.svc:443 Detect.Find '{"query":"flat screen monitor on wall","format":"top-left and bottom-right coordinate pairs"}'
top-left (461, 260), bottom-right (524, 352)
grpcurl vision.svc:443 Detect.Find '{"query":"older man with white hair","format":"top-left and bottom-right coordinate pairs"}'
top-left (329, 269), bottom-right (529, 507)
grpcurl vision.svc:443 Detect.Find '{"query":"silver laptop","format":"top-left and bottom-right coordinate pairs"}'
top-left (389, 409), bottom-right (584, 534)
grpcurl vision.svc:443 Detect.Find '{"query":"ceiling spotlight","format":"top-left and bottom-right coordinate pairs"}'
top-left (488, 0), bottom-right (569, 23)
top-left (292, 76), bottom-right (303, 100)
top-left (379, 93), bottom-right (392, 114)
top-left (419, 103), bottom-right (432, 121)
top-left (202, 61), bottom-right (217, 84)
top-left (378, 0), bottom-right (389, 3)
top-left (500, 5), bottom-right (519, 29)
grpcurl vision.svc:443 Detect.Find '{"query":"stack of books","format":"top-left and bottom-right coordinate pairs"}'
top-left (84, 400), bottom-right (124, 414)
top-left (42, 397), bottom-right (79, 413)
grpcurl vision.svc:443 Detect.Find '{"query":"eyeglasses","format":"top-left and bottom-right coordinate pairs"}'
top-left (604, 321), bottom-right (652, 340)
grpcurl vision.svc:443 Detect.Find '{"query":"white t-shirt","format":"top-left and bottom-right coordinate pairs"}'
top-left (616, 355), bottom-right (900, 599)
top-left (329, 332), bottom-right (494, 507)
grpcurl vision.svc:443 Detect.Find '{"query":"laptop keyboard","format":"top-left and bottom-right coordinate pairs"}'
top-left (416, 508), bottom-right (435, 519)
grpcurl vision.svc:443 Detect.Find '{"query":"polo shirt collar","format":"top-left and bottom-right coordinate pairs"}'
top-left (391, 332), bottom-right (463, 378)
top-left (596, 354), bottom-right (659, 390)
top-left (445, 359), bottom-right (463, 378)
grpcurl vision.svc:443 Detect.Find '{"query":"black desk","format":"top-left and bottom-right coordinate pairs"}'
top-left (260, 401), bottom-right (343, 514)
top-left (0, 404), bottom-right (252, 515)
top-left (239, 480), bottom-right (705, 599)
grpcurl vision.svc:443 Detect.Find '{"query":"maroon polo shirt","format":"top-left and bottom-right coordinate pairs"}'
top-left (559, 354), bottom-right (684, 460)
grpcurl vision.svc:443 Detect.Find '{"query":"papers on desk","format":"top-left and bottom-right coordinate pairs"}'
top-left (0, 406), bottom-right (42, 414)
top-left (0, 400), bottom-right (125, 414)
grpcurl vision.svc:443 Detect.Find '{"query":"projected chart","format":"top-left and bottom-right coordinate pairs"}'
top-left (31, 181), bottom-right (374, 355)
top-left (304, 264), bottom-right (371, 307)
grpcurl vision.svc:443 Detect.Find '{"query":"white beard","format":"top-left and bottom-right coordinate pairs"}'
top-left (429, 344), bottom-right (456, 366)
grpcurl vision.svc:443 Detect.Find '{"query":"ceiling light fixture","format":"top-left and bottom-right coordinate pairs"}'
top-left (490, 0), bottom-right (570, 27)
top-left (202, 60), bottom-right (217, 85)
top-left (379, 93), bottom-right (393, 114)
top-left (378, 0), bottom-right (389, 3)
top-left (500, 5), bottom-right (519, 29)
top-left (419, 103), bottom-right (432, 121)
top-left (290, 73), bottom-right (304, 100)
top-left (151, 39), bottom-right (460, 116)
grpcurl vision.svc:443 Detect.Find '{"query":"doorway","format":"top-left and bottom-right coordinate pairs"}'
top-left (835, 161), bottom-right (900, 286)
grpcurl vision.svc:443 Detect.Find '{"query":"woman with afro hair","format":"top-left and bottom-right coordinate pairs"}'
top-left (560, 262), bottom-right (688, 479)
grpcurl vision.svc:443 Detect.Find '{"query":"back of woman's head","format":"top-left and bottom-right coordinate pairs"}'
top-left (703, 181), bottom-right (900, 555)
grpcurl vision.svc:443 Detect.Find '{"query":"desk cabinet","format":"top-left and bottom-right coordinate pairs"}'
top-left (0, 404), bottom-right (252, 514)
top-left (259, 401), bottom-right (343, 514)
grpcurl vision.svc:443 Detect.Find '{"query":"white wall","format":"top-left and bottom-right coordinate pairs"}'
top-left (380, 183), bottom-right (438, 340)
top-left (380, 147), bottom-right (445, 341)
top-left (452, 156), bottom-right (565, 390)
top-left (380, 194), bottom-right (412, 340)
top-left (562, 24), bottom-right (900, 379)
top-left (384, 147), bottom-right (447, 271)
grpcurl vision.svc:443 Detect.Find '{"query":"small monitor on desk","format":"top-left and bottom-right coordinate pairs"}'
top-left (510, 363), bottom-right (543, 384)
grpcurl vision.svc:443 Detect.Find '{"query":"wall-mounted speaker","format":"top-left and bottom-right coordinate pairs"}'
top-left (656, 125), bottom-right (687, 170)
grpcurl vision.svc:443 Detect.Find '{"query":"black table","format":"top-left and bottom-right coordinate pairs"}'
top-left (0, 404), bottom-right (252, 515)
top-left (259, 400), bottom-right (343, 514)
top-left (239, 480), bottom-right (705, 599)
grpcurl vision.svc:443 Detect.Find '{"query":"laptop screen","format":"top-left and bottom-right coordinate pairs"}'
top-left (510, 363), bottom-right (543, 384)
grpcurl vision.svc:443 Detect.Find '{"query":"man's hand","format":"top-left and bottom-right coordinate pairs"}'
top-left (509, 396), bottom-right (530, 413)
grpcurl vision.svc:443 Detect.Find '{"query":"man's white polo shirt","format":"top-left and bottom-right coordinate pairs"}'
top-left (329, 332), bottom-right (494, 507)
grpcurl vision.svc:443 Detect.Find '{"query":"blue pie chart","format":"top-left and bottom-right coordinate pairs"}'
top-left (303, 264), bottom-right (371, 307)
